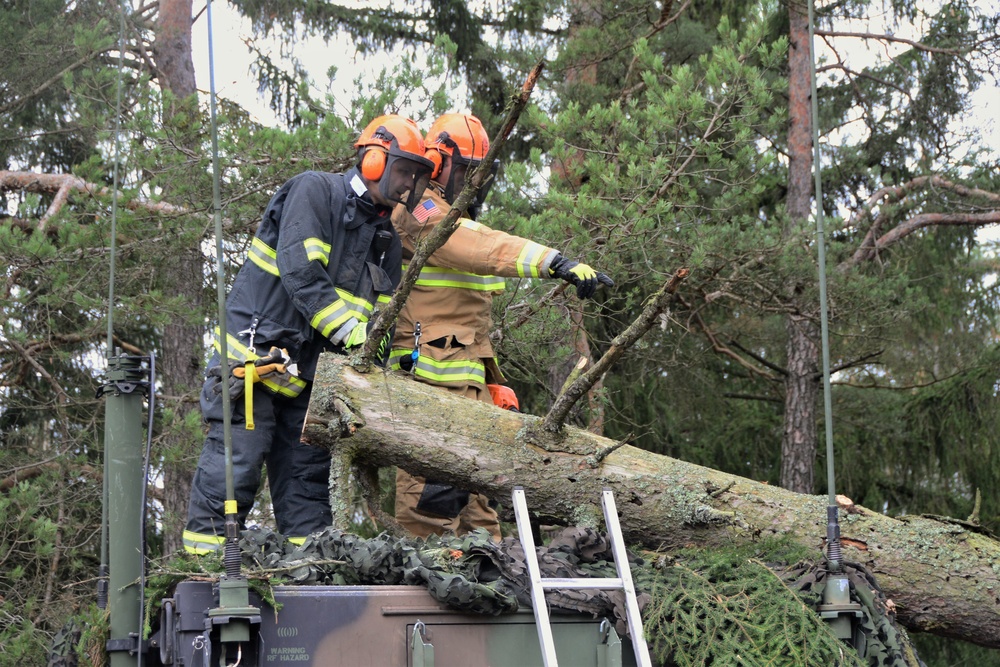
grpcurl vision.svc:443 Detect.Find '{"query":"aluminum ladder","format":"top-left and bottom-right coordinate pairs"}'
top-left (511, 487), bottom-right (653, 667)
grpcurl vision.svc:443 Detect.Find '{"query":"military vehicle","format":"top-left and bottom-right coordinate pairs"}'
top-left (97, 355), bottom-right (644, 667)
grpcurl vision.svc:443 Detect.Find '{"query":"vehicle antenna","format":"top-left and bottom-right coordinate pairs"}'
top-left (807, 0), bottom-right (864, 644)
top-left (205, 1), bottom-right (262, 659)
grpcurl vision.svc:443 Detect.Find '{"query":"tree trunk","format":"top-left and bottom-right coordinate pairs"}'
top-left (303, 354), bottom-right (1000, 649)
top-left (781, 314), bottom-right (818, 492)
top-left (154, 0), bottom-right (201, 557)
top-left (780, 0), bottom-right (821, 493)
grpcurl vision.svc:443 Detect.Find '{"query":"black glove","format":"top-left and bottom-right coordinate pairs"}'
top-left (207, 360), bottom-right (245, 399)
top-left (548, 253), bottom-right (615, 299)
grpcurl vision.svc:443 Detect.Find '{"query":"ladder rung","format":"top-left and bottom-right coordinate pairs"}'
top-left (540, 578), bottom-right (623, 590)
top-left (512, 486), bottom-right (653, 667)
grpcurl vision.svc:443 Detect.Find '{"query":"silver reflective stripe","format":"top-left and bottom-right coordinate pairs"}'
top-left (516, 242), bottom-right (557, 278)
top-left (304, 237), bottom-right (332, 265)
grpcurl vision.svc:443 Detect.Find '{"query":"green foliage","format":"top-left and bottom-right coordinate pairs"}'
top-left (0, 471), bottom-right (101, 662)
top-left (0, 0), bottom-right (115, 174)
top-left (3, 0), bottom-right (1000, 662)
top-left (911, 632), bottom-right (1000, 667)
top-left (641, 542), bottom-right (867, 667)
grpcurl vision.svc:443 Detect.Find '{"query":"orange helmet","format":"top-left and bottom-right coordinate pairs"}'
top-left (354, 115), bottom-right (434, 211)
top-left (425, 113), bottom-right (491, 169)
top-left (424, 113), bottom-right (499, 215)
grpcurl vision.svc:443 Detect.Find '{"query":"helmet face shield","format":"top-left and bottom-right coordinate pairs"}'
top-left (443, 155), bottom-right (500, 211)
top-left (381, 143), bottom-right (434, 211)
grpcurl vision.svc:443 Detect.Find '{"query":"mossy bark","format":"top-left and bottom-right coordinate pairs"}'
top-left (303, 354), bottom-right (1000, 649)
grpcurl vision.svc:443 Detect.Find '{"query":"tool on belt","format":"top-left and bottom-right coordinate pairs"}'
top-left (209, 346), bottom-right (296, 430)
top-left (410, 321), bottom-right (422, 373)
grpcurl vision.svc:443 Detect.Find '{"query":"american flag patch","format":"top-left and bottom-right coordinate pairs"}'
top-left (412, 200), bottom-right (439, 222)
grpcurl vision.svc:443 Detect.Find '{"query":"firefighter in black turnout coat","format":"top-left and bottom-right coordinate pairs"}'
top-left (184, 115), bottom-right (434, 553)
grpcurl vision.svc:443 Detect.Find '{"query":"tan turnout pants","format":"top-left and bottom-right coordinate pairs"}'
top-left (394, 382), bottom-right (502, 542)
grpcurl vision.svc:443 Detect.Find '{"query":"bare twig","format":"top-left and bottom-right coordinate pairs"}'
top-left (619, 0), bottom-right (692, 102)
top-left (6, 337), bottom-right (68, 404)
top-left (587, 435), bottom-right (630, 468)
top-left (0, 50), bottom-right (107, 117)
top-left (814, 29), bottom-right (996, 56)
top-left (542, 268), bottom-right (689, 432)
top-left (492, 282), bottom-right (569, 342)
top-left (681, 301), bottom-right (778, 380)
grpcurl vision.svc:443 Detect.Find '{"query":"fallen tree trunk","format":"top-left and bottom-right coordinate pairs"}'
top-left (302, 354), bottom-right (1000, 649)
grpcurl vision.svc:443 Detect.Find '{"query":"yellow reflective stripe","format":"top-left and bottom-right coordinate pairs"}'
top-left (377, 294), bottom-right (391, 305)
top-left (460, 219), bottom-right (483, 231)
top-left (311, 298), bottom-right (355, 337)
top-left (388, 348), bottom-right (411, 371)
top-left (311, 288), bottom-right (376, 337)
top-left (183, 530), bottom-right (225, 555)
top-left (336, 287), bottom-right (376, 314)
top-left (287, 536), bottom-right (307, 546)
top-left (212, 329), bottom-right (307, 397)
top-left (260, 374), bottom-right (307, 397)
top-left (402, 264), bottom-right (505, 291)
top-left (413, 356), bottom-right (486, 384)
top-left (304, 237), bottom-right (331, 265)
top-left (214, 329), bottom-right (257, 360)
top-left (516, 241), bottom-right (552, 278)
top-left (249, 238), bottom-right (279, 276)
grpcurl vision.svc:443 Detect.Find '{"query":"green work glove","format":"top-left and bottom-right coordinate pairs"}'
top-left (344, 321), bottom-right (368, 348)
top-left (330, 317), bottom-right (367, 348)
top-left (549, 254), bottom-right (615, 299)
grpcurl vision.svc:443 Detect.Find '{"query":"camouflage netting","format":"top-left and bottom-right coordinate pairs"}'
top-left (237, 526), bottom-right (924, 667)
top-left (239, 524), bottom-right (647, 631)
top-left (784, 562), bottom-right (925, 667)
top-left (51, 528), bottom-right (925, 666)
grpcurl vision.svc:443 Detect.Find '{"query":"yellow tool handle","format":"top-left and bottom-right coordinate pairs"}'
top-left (244, 361), bottom-right (255, 430)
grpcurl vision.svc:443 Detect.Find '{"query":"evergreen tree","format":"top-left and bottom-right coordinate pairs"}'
top-left (2, 0), bottom-right (1000, 661)
top-left (278, 1), bottom-right (1000, 526)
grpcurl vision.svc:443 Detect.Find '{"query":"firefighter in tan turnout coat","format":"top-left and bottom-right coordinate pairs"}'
top-left (390, 113), bottom-right (613, 541)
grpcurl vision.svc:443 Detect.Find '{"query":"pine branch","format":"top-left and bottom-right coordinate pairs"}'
top-left (841, 175), bottom-right (1000, 269)
top-left (0, 50), bottom-right (107, 117)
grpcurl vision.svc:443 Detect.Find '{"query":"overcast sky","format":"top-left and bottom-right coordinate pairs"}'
top-left (193, 2), bottom-right (999, 146)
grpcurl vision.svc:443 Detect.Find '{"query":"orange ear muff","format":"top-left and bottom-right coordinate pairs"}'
top-left (361, 149), bottom-right (386, 181)
top-left (425, 148), bottom-right (443, 180)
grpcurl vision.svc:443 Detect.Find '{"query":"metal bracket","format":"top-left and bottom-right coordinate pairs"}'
top-left (96, 354), bottom-right (150, 398)
top-left (411, 620), bottom-right (435, 667)
top-left (596, 619), bottom-right (623, 667)
top-left (105, 633), bottom-right (143, 654)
